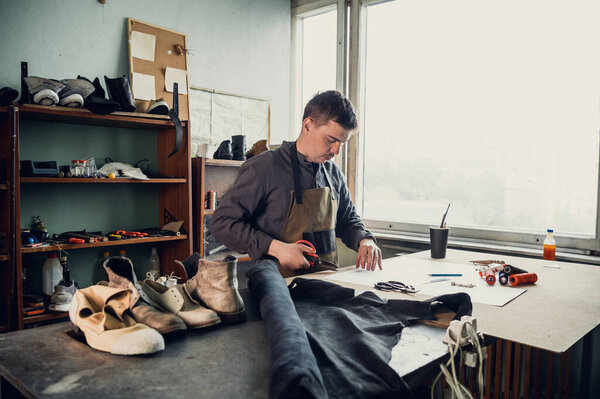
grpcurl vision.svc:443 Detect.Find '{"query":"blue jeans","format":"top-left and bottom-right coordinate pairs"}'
top-left (246, 259), bottom-right (328, 399)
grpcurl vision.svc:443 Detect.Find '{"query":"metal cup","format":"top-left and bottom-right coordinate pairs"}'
top-left (430, 227), bottom-right (449, 259)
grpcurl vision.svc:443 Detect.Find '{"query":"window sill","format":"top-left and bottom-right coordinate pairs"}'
top-left (372, 229), bottom-right (600, 266)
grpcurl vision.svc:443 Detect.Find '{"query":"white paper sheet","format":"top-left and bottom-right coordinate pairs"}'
top-left (165, 67), bottom-right (188, 95)
top-left (324, 257), bottom-right (527, 307)
top-left (130, 31), bottom-right (156, 62)
top-left (132, 72), bottom-right (156, 101)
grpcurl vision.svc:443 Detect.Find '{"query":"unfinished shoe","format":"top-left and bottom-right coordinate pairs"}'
top-left (104, 75), bottom-right (136, 112)
top-left (213, 140), bottom-right (233, 160)
top-left (23, 76), bottom-right (65, 106)
top-left (0, 87), bottom-right (18, 106)
top-left (48, 280), bottom-right (78, 312)
top-left (77, 75), bottom-right (120, 115)
top-left (103, 256), bottom-right (186, 335)
top-left (58, 79), bottom-right (95, 108)
top-left (69, 285), bottom-right (164, 355)
top-left (176, 254), bottom-right (246, 323)
top-left (142, 279), bottom-right (221, 329)
top-left (146, 98), bottom-right (169, 115)
top-left (246, 139), bottom-right (269, 159)
top-left (231, 135), bottom-right (246, 161)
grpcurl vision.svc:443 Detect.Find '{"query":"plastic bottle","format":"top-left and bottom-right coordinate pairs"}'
top-left (543, 229), bottom-right (556, 261)
top-left (42, 253), bottom-right (62, 296)
top-left (149, 247), bottom-right (160, 275)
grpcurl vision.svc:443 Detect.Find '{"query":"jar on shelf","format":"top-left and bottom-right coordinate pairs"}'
top-left (70, 160), bottom-right (89, 177)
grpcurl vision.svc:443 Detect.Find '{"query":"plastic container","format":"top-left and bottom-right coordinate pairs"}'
top-left (543, 229), bottom-right (556, 260)
top-left (70, 160), bottom-right (89, 177)
top-left (42, 253), bottom-right (63, 296)
top-left (149, 247), bottom-right (160, 274)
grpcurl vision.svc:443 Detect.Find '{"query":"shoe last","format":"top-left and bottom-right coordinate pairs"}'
top-left (104, 75), bottom-right (136, 112)
top-left (69, 285), bottom-right (164, 355)
top-left (176, 254), bottom-right (246, 323)
top-left (141, 280), bottom-right (221, 329)
top-left (103, 256), bottom-right (186, 335)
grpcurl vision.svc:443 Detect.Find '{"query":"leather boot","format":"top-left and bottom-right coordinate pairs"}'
top-left (175, 253), bottom-right (246, 323)
top-left (104, 75), bottom-right (136, 112)
top-left (231, 135), bottom-right (246, 161)
top-left (213, 140), bottom-right (233, 160)
top-left (103, 256), bottom-right (187, 335)
top-left (246, 139), bottom-right (269, 159)
top-left (77, 75), bottom-right (120, 115)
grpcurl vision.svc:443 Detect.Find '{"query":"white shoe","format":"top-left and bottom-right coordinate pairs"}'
top-left (48, 281), bottom-right (77, 312)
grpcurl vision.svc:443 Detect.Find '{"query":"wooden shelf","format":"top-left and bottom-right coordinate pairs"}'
top-left (20, 177), bottom-right (186, 184)
top-left (204, 159), bottom-right (244, 167)
top-left (204, 209), bottom-right (216, 215)
top-left (0, 254), bottom-right (8, 261)
top-left (0, 183), bottom-right (8, 190)
top-left (18, 103), bottom-right (187, 130)
top-left (0, 324), bottom-right (9, 333)
top-left (21, 235), bottom-right (188, 253)
top-left (23, 311), bottom-right (68, 325)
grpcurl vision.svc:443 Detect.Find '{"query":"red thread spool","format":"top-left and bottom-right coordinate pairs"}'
top-left (509, 273), bottom-right (538, 286)
top-left (484, 268), bottom-right (496, 285)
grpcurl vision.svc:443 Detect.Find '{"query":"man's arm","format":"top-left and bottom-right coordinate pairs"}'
top-left (210, 165), bottom-right (274, 260)
top-left (333, 168), bottom-right (382, 270)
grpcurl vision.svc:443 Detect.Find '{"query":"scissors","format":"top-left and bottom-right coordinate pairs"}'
top-left (374, 281), bottom-right (419, 294)
top-left (295, 240), bottom-right (338, 271)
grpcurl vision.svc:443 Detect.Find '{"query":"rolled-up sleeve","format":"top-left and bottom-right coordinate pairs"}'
top-left (334, 170), bottom-right (376, 251)
top-left (210, 164), bottom-right (275, 260)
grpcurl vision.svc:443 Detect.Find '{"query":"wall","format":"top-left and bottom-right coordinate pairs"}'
top-left (0, 0), bottom-right (291, 143)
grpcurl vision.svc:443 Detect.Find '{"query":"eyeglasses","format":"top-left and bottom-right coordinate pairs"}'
top-left (374, 280), bottom-right (419, 294)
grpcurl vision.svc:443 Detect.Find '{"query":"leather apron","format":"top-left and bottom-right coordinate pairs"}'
top-left (277, 143), bottom-right (339, 277)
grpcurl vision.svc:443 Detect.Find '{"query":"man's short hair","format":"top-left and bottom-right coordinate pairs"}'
top-left (302, 90), bottom-right (358, 130)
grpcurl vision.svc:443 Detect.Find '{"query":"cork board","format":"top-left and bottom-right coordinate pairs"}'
top-left (127, 18), bottom-right (190, 120)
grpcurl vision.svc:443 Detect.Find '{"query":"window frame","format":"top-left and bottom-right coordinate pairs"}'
top-left (346, 0), bottom-right (600, 253)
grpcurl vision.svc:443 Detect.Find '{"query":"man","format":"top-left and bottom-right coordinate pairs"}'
top-left (210, 90), bottom-right (382, 274)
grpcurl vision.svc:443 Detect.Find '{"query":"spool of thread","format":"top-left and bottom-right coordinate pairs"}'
top-left (484, 268), bottom-right (496, 285)
top-left (509, 273), bottom-right (538, 286)
top-left (503, 265), bottom-right (528, 275)
top-left (498, 272), bottom-right (508, 285)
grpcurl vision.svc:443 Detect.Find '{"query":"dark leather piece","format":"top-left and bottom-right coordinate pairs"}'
top-left (213, 140), bottom-right (233, 160)
top-left (104, 75), bottom-right (136, 112)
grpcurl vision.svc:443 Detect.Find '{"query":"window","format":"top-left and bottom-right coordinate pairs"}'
top-left (291, 5), bottom-right (338, 137)
top-left (356, 0), bottom-right (600, 250)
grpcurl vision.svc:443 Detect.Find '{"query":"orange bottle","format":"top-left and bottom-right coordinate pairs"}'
top-left (543, 229), bottom-right (556, 260)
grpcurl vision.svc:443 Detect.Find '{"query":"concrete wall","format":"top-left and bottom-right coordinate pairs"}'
top-left (0, 0), bottom-right (291, 143)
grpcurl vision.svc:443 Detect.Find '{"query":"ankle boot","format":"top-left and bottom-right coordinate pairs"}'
top-left (213, 140), bottom-right (233, 160)
top-left (103, 256), bottom-right (187, 335)
top-left (231, 135), bottom-right (246, 161)
top-left (175, 254), bottom-right (246, 323)
top-left (246, 139), bottom-right (269, 159)
top-left (104, 75), bottom-right (136, 112)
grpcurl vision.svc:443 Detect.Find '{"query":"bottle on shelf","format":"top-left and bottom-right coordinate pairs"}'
top-left (543, 229), bottom-right (556, 261)
top-left (149, 247), bottom-right (160, 275)
top-left (119, 249), bottom-right (127, 257)
top-left (59, 255), bottom-right (70, 284)
top-left (42, 253), bottom-right (62, 296)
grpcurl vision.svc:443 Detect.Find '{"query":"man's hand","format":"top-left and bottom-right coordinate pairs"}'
top-left (356, 239), bottom-right (382, 271)
top-left (267, 239), bottom-right (313, 271)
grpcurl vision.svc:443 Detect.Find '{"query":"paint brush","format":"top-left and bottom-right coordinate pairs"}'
top-left (440, 203), bottom-right (451, 228)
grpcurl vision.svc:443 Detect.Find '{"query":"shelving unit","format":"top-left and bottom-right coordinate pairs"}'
top-left (0, 104), bottom-right (192, 330)
top-left (192, 157), bottom-right (250, 262)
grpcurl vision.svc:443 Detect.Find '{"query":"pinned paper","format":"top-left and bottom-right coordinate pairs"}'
top-left (165, 67), bottom-right (188, 94)
top-left (130, 31), bottom-right (156, 62)
top-left (132, 72), bottom-right (156, 101)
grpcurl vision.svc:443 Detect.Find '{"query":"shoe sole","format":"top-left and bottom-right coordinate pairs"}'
top-left (187, 317), bottom-right (222, 330)
top-left (218, 308), bottom-right (246, 324)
